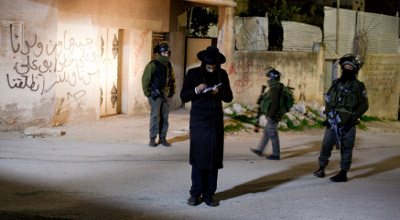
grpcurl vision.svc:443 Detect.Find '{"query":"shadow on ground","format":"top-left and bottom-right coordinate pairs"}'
top-left (217, 142), bottom-right (400, 201)
top-left (0, 177), bottom-right (156, 220)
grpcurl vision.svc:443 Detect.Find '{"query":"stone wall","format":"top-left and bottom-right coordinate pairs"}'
top-left (234, 16), bottom-right (268, 51)
top-left (360, 54), bottom-right (400, 119)
top-left (229, 51), bottom-right (400, 120)
top-left (228, 50), bottom-right (325, 107)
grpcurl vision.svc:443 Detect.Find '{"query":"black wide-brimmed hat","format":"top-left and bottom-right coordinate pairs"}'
top-left (197, 46), bottom-right (226, 64)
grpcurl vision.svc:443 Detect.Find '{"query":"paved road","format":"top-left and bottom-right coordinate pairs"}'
top-left (0, 114), bottom-right (400, 219)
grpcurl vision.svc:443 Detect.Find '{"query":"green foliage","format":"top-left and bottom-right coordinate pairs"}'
top-left (232, 115), bottom-right (256, 125)
top-left (242, 1), bottom-right (269, 17)
top-left (224, 122), bottom-right (247, 132)
top-left (238, 0), bottom-right (324, 51)
top-left (314, 120), bottom-right (325, 129)
top-left (360, 115), bottom-right (381, 122)
top-left (357, 122), bottom-right (368, 130)
top-left (187, 7), bottom-right (218, 37)
top-left (269, 0), bottom-right (301, 26)
top-left (306, 106), bottom-right (319, 117)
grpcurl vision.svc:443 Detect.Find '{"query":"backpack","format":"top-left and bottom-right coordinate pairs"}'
top-left (279, 84), bottom-right (294, 115)
top-left (260, 83), bottom-right (294, 117)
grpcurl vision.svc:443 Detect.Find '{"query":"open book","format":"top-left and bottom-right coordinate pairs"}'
top-left (202, 83), bottom-right (222, 93)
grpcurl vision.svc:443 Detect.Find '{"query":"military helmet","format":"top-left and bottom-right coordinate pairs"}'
top-left (266, 69), bottom-right (281, 80)
top-left (153, 43), bottom-right (170, 54)
top-left (339, 54), bottom-right (362, 71)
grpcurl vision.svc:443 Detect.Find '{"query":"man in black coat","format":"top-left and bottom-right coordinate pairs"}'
top-left (180, 46), bottom-right (233, 207)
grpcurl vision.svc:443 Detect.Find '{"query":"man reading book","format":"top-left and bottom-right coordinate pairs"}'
top-left (180, 46), bottom-right (233, 207)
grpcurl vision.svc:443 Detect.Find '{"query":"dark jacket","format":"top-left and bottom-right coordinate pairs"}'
top-left (141, 55), bottom-right (176, 98)
top-left (261, 79), bottom-right (282, 121)
top-left (325, 78), bottom-right (369, 127)
top-left (180, 66), bottom-right (233, 170)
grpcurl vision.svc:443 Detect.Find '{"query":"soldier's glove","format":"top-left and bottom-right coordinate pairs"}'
top-left (150, 91), bottom-right (159, 100)
top-left (322, 120), bottom-right (331, 129)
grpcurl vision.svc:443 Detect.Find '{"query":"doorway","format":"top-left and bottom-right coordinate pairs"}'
top-left (323, 60), bottom-right (339, 93)
top-left (100, 28), bottom-right (119, 116)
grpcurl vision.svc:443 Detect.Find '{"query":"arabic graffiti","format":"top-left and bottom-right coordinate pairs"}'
top-left (228, 55), bottom-right (265, 94)
top-left (2, 23), bottom-right (100, 116)
top-left (55, 90), bottom-right (86, 115)
top-left (52, 30), bottom-right (98, 115)
top-left (132, 30), bottom-right (150, 77)
top-left (5, 24), bottom-right (98, 97)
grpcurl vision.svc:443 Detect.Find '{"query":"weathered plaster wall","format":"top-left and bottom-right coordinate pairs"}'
top-left (53, 0), bottom-right (174, 125)
top-left (168, 0), bottom-right (186, 109)
top-left (58, 0), bottom-right (170, 32)
top-left (360, 54), bottom-right (400, 119)
top-left (0, 0), bottom-right (58, 129)
top-left (52, 16), bottom-right (101, 125)
top-left (125, 28), bottom-right (153, 115)
top-left (229, 51), bottom-right (325, 106)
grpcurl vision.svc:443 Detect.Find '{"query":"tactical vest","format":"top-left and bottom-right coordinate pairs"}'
top-left (151, 60), bottom-right (168, 91)
top-left (328, 80), bottom-right (359, 113)
top-left (260, 83), bottom-right (282, 116)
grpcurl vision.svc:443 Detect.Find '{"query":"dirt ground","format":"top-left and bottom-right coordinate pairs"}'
top-left (1, 108), bottom-right (399, 144)
top-left (1, 109), bottom-right (400, 220)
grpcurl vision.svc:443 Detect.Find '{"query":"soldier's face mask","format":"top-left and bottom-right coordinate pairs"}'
top-left (341, 68), bottom-right (357, 82)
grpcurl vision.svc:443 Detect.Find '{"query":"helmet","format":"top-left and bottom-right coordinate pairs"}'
top-left (153, 43), bottom-right (170, 54)
top-left (266, 69), bottom-right (281, 81)
top-left (339, 54), bottom-right (362, 71)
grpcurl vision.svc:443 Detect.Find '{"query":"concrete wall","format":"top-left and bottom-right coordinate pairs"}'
top-left (168, 0), bottom-right (187, 110)
top-left (123, 28), bottom-right (153, 115)
top-left (0, 0), bottom-right (177, 128)
top-left (360, 54), bottom-right (400, 119)
top-left (228, 50), bottom-right (325, 107)
top-left (58, 0), bottom-right (170, 31)
top-left (0, 0), bottom-right (58, 129)
top-left (0, 0), bottom-right (239, 129)
top-left (228, 50), bottom-right (400, 120)
top-left (53, 0), bottom-right (174, 125)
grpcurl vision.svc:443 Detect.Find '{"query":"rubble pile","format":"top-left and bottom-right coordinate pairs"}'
top-left (224, 101), bottom-right (326, 131)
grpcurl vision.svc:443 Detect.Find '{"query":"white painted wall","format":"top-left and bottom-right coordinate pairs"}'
top-left (53, 18), bottom-right (102, 125)
top-left (0, 0), bottom-right (58, 129)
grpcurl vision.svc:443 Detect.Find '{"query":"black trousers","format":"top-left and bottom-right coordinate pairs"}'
top-left (190, 166), bottom-right (218, 197)
top-left (318, 127), bottom-right (356, 171)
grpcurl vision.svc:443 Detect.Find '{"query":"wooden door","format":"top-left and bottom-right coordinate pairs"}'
top-left (100, 28), bottom-right (119, 116)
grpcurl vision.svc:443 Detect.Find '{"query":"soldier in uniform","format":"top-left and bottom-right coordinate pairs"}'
top-left (313, 54), bottom-right (369, 182)
top-left (250, 69), bottom-right (283, 160)
top-left (142, 43), bottom-right (176, 147)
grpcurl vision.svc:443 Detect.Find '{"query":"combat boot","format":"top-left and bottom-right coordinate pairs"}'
top-left (250, 148), bottom-right (262, 156)
top-left (313, 166), bottom-right (325, 178)
top-left (149, 138), bottom-right (156, 147)
top-left (159, 137), bottom-right (171, 147)
top-left (266, 155), bottom-right (280, 160)
top-left (330, 170), bottom-right (348, 182)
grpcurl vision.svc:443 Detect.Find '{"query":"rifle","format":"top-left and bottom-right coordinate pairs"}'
top-left (254, 85), bottom-right (267, 133)
top-left (151, 83), bottom-right (169, 107)
top-left (323, 109), bottom-right (343, 150)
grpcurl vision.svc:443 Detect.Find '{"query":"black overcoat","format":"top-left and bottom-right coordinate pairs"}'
top-left (180, 66), bottom-right (233, 170)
